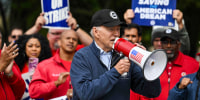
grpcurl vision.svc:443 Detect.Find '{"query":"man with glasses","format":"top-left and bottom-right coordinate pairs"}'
top-left (8, 27), bottom-right (23, 42)
top-left (152, 28), bottom-right (199, 100)
top-left (47, 29), bottom-right (66, 55)
top-left (151, 10), bottom-right (190, 55)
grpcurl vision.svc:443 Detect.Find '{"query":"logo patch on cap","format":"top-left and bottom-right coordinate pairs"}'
top-left (110, 11), bottom-right (118, 19)
top-left (166, 29), bottom-right (172, 34)
top-left (181, 72), bottom-right (186, 76)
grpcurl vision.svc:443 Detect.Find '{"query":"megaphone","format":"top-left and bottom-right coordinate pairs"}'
top-left (112, 38), bottom-right (167, 81)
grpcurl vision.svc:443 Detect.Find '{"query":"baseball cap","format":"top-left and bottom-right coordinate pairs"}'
top-left (91, 9), bottom-right (123, 27)
top-left (151, 28), bottom-right (165, 44)
top-left (160, 28), bottom-right (180, 41)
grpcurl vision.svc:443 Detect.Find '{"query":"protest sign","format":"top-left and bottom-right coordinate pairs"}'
top-left (21, 72), bottom-right (35, 100)
top-left (41, 0), bottom-right (70, 29)
top-left (132, 0), bottom-right (176, 26)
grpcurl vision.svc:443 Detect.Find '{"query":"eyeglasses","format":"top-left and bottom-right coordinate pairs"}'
top-left (161, 40), bottom-right (177, 45)
top-left (11, 35), bottom-right (17, 39)
top-left (49, 32), bottom-right (62, 35)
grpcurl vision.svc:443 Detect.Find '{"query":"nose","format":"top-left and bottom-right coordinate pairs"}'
top-left (31, 46), bottom-right (38, 51)
top-left (69, 38), bottom-right (74, 43)
top-left (127, 36), bottom-right (132, 41)
top-left (32, 46), bottom-right (37, 50)
top-left (166, 42), bottom-right (172, 47)
top-left (15, 36), bottom-right (19, 40)
top-left (114, 30), bottom-right (120, 37)
top-left (158, 41), bottom-right (161, 45)
top-left (55, 35), bottom-right (61, 39)
top-left (70, 39), bottom-right (73, 42)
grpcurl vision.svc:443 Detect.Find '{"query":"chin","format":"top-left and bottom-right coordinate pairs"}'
top-left (29, 56), bottom-right (39, 58)
top-left (65, 49), bottom-right (75, 53)
top-left (167, 54), bottom-right (174, 59)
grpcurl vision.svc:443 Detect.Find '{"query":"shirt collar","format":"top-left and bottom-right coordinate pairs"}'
top-left (94, 41), bottom-right (112, 55)
top-left (171, 51), bottom-right (183, 67)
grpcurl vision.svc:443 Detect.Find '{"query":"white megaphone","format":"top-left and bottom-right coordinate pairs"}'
top-left (112, 38), bottom-right (167, 81)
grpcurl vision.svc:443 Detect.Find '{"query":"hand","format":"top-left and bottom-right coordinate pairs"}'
top-left (24, 12), bottom-right (46, 35)
top-left (124, 9), bottom-right (135, 24)
top-left (66, 12), bottom-right (77, 30)
top-left (54, 72), bottom-right (70, 87)
top-left (134, 43), bottom-right (146, 50)
top-left (35, 13), bottom-right (46, 30)
top-left (178, 78), bottom-right (193, 89)
top-left (66, 89), bottom-right (73, 100)
top-left (0, 42), bottom-right (18, 72)
top-left (173, 9), bottom-right (183, 30)
top-left (4, 60), bottom-right (14, 75)
top-left (114, 59), bottom-right (130, 75)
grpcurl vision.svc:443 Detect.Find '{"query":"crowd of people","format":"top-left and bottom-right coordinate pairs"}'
top-left (0, 5), bottom-right (199, 100)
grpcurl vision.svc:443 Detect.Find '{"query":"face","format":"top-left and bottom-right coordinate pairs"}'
top-left (153, 37), bottom-right (162, 49)
top-left (123, 28), bottom-right (141, 43)
top-left (161, 38), bottom-right (180, 61)
top-left (9, 29), bottom-right (23, 42)
top-left (47, 29), bottom-right (66, 50)
top-left (93, 26), bottom-right (120, 52)
top-left (25, 38), bottom-right (41, 58)
top-left (58, 30), bottom-right (78, 53)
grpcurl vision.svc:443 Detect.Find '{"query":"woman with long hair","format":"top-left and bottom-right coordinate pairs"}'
top-left (14, 33), bottom-right (52, 73)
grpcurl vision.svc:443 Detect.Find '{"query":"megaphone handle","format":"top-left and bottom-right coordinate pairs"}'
top-left (121, 72), bottom-right (128, 76)
top-left (111, 54), bottom-right (125, 67)
top-left (121, 56), bottom-right (128, 77)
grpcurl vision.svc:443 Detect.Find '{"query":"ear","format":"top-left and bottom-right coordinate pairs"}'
top-left (8, 36), bottom-right (12, 42)
top-left (57, 39), bottom-right (61, 47)
top-left (93, 27), bottom-right (100, 39)
top-left (177, 41), bottom-right (181, 49)
top-left (47, 33), bottom-right (50, 40)
top-left (138, 36), bottom-right (142, 43)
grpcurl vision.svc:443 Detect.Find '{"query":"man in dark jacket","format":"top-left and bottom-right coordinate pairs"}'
top-left (168, 68), bottom-right (200, 100)
top-left (70, 9), bottom-right (161, 100)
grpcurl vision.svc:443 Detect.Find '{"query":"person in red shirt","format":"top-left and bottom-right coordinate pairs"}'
top-left (153, 28), bottom-right (199, 100)
top-left (123, 9), bottom-right (193, 100)
top-left (29, 29), bottom-right (78, 100)
top-left (0, 41), bottom-right (26, 100)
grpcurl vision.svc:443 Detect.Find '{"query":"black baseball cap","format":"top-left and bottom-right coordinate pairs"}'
top-left (91, 9), bottom-right (123, 27)
top-left (160, 28), bottom-right (180, 41)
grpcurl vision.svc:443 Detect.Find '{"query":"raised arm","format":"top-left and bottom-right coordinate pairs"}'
top-left (0, 42), bottom-right (26, 100)
top-left (67, 12), bottom-right (92, 46)
top-left (173, 9), bottom-right (190, 55)
top-left (25, 13), bottom-right (46, 35)
top-left (123, 9), bottom-right (135, 24)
